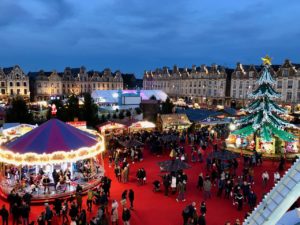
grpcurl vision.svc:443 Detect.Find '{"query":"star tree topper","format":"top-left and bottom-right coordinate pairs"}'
top-left (261, 55), bottom-right (272, 65)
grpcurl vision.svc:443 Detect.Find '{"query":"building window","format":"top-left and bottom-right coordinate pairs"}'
top-left (10, 82), bottom-right (13, 87)
top-left (1, 89), bottom-right (5, 94)
top-left (17, 89), bottom-right (20, 95)
top-left (249, 71), bottom-right (254, 78)
top-left (288, 80), bottom-right (293, 89)
top-left (24, 89), bottom-right (27, 95)
top-left (233, 90), bottom-right (236, 97)
top-left (1, 82), bottom-right (4, 87)
top-left (10, 89), bottom-right (13, 95)
top-left (233, 81), bottom-right (236, 88)
top-left (282, 69), bottom-right (289, 77)
top-left (298, 80), bottom-right (300, 89)
top-left (287, 92), bottom-right (292, 101)
top-left (239, 90), bottom-right (242, 98)
top-left (277, 81), bottom-right (282, 89)
top-left (24, 82), bottom-right (27, 86)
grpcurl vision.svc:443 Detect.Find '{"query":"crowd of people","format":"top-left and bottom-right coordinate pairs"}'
top-left (0, 124), bottom-right (295, 225)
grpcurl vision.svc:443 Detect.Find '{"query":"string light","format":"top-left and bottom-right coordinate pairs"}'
top-left (0, 134), bottom-right (105, 166)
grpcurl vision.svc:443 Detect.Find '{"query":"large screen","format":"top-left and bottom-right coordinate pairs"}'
top-left (122, 96), bottom-right (141, 105)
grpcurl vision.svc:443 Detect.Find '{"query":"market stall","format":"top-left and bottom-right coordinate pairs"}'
top-left (157, 114), bottom-right (191, 132)
top-left (128, 120), bottom-right (156, 133)
top-left (0, 118), bottom-right (105, 203)
top-left (97, 121), bottom-right (127, 135)
top-left (0, 123), bottom-right (37, 145)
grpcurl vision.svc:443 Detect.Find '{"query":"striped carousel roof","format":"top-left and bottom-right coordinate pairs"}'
top-left (5, 119), bottom-right (98, 154)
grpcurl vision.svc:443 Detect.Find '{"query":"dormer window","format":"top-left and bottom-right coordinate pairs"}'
top-left (249, 71), bottom-right (254, 78)
top-left (283, 69), bottom-right (289, 77)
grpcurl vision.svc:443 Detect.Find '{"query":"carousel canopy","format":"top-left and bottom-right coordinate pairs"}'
top-left (5, 118), bottom-right (98, 154)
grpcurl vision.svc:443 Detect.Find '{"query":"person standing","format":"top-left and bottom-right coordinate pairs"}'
top-left (163, 174), bottom-right (171, 196)
top-left (262, 171), bottom-right (269, 188)
top-left (76, 191), bottom-right (83, 212)
top-left (248, 191), bottom-right (257, 210)
top-left (37, 212), bottom-right (45, 225)
top-left (21, 203), bottom-right (30, 225)
top-left (203, 178), bottom-right (212, 200)
top-left (274, 171), bottom-right (280, 183)
top-left (111, 205), bottom-right (119, 225)
top-left (122, 207), bottom-right (131, 225)
top-left (87, 189), bottom-right (94, 212)
top-left (44, 204), bottom-right (53, 225)
top-left (78, 209), bottom-right (87, 225)
top-left (197, 213), bottom-right (206, 225)
top-left (61, 201), bottom-right (69, 225)
top-left (200, 202), bottom-right (206, 215)
top-left (121, 190), bottom-right (128, 207)
top-left (236, 192), bottom-right (244, 211)
top-left (176, 181), bottom-right (186, 202)
top-left (0, 205), bottom-right (9, 225)
top-left (12, 203), bottom-right (20, 225)
top-left (128, 189), bottom-right (135, 210)
top-left (197, 173), bottom-right (204, 190)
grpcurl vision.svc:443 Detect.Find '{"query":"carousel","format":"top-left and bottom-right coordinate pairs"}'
top-left (0, 118), bottom-right (105, 203)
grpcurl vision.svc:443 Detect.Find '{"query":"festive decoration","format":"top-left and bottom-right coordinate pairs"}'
top-left (233, 56), bottom-right (296, 142)
top-left (0, 119), bottom-right (105, 165)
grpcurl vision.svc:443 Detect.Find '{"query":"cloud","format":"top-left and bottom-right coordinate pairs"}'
top-left (0, 0), bottom-right (300, 75)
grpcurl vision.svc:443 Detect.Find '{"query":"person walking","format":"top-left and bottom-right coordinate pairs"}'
top-left (0, 205), bottom-right (9, 225)
top-left (122, 206), bottom-right (131, 225)
top-left (128, 189), bottom-right (135, 210)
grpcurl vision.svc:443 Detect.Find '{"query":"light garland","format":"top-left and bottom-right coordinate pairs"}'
top-left (0, 135), bottom-right (105, 166)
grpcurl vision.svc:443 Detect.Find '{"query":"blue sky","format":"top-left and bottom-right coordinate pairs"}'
top-left (0, 0), bottom-right (300, 77)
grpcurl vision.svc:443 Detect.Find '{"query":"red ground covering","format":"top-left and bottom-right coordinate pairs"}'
top-left (0, 143), bottom-right (290, 225)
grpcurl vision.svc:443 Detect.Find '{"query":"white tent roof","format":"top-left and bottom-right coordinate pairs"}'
top-left (91, 90), bottom-right (168, 103)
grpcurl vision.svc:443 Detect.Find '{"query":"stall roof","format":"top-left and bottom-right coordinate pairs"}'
top-left (199, 117), bottom-right (232, 125)
top-left (129, 120), bottom-right (156, 129)
top-left (176, 109), bottom-right (221, 122)
top-left (160, 113), bottom-right (191, 126)
top-left (217, 108), bottom-right (237, 117)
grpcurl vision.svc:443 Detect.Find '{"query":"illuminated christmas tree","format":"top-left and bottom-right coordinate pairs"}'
top-left (233, 56), bottom-right (295, 142)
